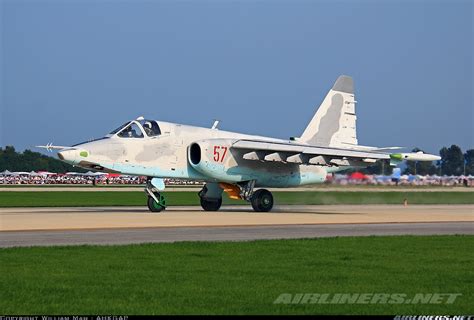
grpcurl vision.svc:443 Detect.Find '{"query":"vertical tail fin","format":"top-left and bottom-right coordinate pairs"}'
top-left (300, 75), bottom-right (357, 148)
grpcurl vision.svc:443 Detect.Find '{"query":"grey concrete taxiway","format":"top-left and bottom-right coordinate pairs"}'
top-left (0, 204), bottom-right (472, 247)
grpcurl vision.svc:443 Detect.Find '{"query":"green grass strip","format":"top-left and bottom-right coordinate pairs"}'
top-left (0, 235), bottom-right (472, 314)
top-left (0, 191), bottom-right (473, 207)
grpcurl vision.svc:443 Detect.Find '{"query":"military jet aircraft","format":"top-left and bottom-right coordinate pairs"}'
top-left (38, 75), bottom-right (440, 212)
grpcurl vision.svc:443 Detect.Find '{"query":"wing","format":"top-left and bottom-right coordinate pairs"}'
top-left (232, 139), bottom-right (389, 166)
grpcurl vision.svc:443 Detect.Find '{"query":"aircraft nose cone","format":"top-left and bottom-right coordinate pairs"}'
top-left (57, 149), bottom-right (79, 164)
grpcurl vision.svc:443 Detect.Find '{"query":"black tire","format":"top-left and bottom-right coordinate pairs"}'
top-left (198, 185), bottom-right (208, 198)
top-left (251, 189), bottom-right (274, 212)
top-left (147, 195), bottom-right (165, 212)
top-left (200, 197), bottom-right (222, 211)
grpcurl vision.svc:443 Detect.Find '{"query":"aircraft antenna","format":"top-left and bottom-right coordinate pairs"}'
top-left (211, 120), bottom-right (220, 130)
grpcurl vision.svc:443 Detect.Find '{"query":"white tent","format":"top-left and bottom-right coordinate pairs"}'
top-left (0, 170), bottom-right (12, 176)
top-left (84, 171), bottom-right (107, 177)
top-left (13, 172), bottom-right (30, 175)
top-left (37, 171), bottom-right (56, 176)
top-left (65, 172), bottom-right (82, 176)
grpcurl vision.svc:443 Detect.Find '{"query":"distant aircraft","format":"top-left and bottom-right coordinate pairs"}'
top-left (37, 76), bottom-right (440, 212)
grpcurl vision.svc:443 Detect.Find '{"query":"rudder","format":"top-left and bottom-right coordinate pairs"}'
top-left (300, 75), bottom-right (357, 148)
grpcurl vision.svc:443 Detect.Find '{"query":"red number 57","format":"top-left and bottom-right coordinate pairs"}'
top-left (213, 146), bottom-right (228, 162)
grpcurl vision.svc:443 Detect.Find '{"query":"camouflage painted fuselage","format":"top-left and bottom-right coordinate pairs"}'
top-left (60, 121), bottom-right (337, 188)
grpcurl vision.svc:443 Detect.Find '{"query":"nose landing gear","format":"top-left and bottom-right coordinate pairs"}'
top-left (145, 178), bottom-right (166, 212)
top-left (147, 194), bottom-right (166, 212)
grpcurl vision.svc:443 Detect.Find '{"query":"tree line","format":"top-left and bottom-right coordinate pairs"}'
top-left (0, 146), bottom-right (86, 173)
top-left (364, 145), bottom-right (474, 176)
top-left (0, 144), bottom-right (473, 176)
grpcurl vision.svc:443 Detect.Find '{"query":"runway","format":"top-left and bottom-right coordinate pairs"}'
top-left (1, 222), bottom-right (473, 247)
top-left (1, 205), bottom-right (473, 247)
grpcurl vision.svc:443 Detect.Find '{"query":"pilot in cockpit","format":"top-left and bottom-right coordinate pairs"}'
top-left (121, 126), bottom-right (133, 137)
top-left (143, 122), bottom-right (153, 136)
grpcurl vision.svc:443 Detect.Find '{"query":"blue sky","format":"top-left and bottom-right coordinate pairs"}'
top-left (1, 0), bottom-right (473, 154)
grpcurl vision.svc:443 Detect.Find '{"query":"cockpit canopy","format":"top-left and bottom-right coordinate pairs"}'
top-left (109, 118), bottom-right (161, 138)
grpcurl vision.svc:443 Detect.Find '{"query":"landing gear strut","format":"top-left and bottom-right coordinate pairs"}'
top-left (198, 180), bottom-right (274, 212)
top-left (239, 180), bottom-right (273, 212)
top-left (145, 179), bottom-right (166, 212)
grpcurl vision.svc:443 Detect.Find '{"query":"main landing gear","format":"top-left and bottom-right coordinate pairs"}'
top-left (145, 179), bottom-right (166, 212)
top-left (250, 189), bottom-right (274, 212)
top-left (200, 197), bottom-right (222, 211)
top-left (198, 184), bottom-right (223, 211)
top-left (198, 181), bottom-right (274, 212)
top-left (238, 180), bottom-right (274, 212)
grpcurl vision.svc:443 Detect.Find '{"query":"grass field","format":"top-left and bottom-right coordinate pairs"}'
top-left (0, 191), bottom-right (473, 207)
top-left (0, 235), bottom-right (472, 315)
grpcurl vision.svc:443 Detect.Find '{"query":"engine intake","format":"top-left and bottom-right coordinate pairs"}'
top-left (187, 139), bottom-right (237, 180)
top-left (189, 143), bottom-right (201, 165)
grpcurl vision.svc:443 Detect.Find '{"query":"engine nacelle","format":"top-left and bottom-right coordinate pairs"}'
top-left (188, 139), bottom-right (238, 181)
top-left (187, 139), bottom-right (329, 187)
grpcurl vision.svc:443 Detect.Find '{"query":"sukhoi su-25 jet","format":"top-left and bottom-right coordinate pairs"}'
top-left (38, 75), bottom-right (440, 212)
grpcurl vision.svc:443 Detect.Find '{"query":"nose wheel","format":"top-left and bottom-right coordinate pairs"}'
top-left (147, 194), bottom-right (166, 212)
top-left (145, 179), bottom-right (166, 212)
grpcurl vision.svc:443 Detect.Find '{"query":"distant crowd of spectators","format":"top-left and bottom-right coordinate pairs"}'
top-left (1, 170), bottom-right (473, 187)
top-left (0, 171), bottom-right (146, 185)
top-left (0, 171), bottom-right (203, 186)
top-left (331, 173), bottom-right (474, 187)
